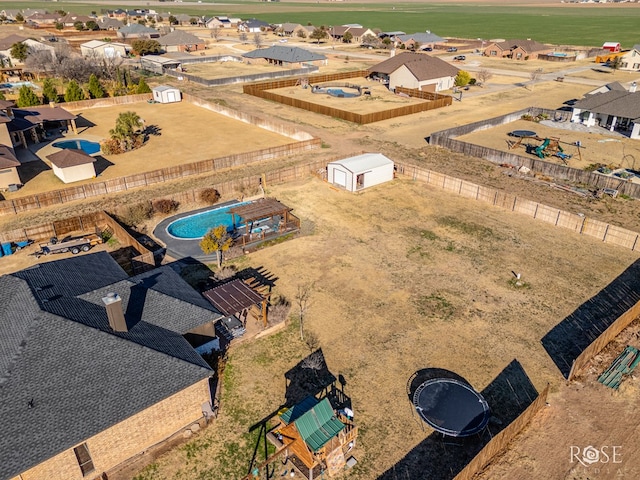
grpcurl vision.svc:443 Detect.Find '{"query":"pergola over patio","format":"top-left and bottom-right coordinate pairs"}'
top-left (229, 197), bottom-right (300, 248)
top-left (203, 278), bottom-right (268, 327)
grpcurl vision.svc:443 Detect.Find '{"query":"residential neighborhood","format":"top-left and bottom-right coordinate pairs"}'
top-left (1, 3), bottom-right (640, 480)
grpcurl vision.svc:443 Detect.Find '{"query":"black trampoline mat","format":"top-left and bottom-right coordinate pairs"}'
top-left (413, 378), bottom-right (490, 437)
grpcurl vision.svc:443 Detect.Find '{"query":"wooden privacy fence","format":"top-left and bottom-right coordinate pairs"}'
top-left (453, 384), bottom-right (549, 480)
top-left (428, 107), bottom-right (640, 197)
top-left (60, 93), bottom-right (153, 110)
top-left (166, 66), bottom-right (319, 86)
top-left (243, 70), bottom-right (451, 124)
top-left (395, 162), bottom-right (640, 251)
top-left (568, 299), bottom-right (640, 380)
top-left (0, 139), bottom-right (320, 216)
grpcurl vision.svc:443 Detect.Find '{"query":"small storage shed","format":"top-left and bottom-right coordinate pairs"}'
top-left (327, 153), bottom-right (394, 192)
top-left (602, 42), bottom-right (621, 53)
top-left (47, 149), bottom-right (96, 184)
top-left (152, 85), bottom-right (181, 104)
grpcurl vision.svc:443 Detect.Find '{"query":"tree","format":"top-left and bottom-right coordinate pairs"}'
top-left (454, 70), bottom-right (471, 87)
top-left (342, 31), bottom-right (353, 43)
top-left (64, 80), bottom-right (84, 102)
top-left (168, 15), bottom-right (177, 25)
top-left (252, 32), bottom-right (263, 49)
top-left (210, 26), bottom-right (221, 41)
top-left (88, 74), bottom-right (105, 99)
top-left (74, 21), bottom-right (85, 31)
top-left (476, 68), bottom-right (493, 86)
top-left (55, 22), bottom-right (64, 31)
top-left (131, 39), bottom-right (161, 56)
top-left (136, 77), bottom-right (151, 94)
top-left (529, 68), bottom-right (543, 91)
top-left (199, 225), bottom-right (233, 268)
top-left (295, 283), bottom-right (313, 340)
top-left (10, 42), bottom-right (29, 62)
top-left (362, 33), bottom-right (378, 47)
top-left (0, 90), bottom-right (5, 101)
top-left (239, 31), bottom-right (248, 43)
top-left (190, 17), bottom-right (198, 25)
top-left (310, 27), bottom-right (328, 44)
top-left (17, 86), bottom-right (40, 107)
top-left (296, 29), bottom-right (307, 39)
top-left (42, 78), bottom-right (58, 104)
top-left (609, 56), bottom-right (622, 74)
top-left (15, 13), bottom-right (24, 23)
top-left (86, 20), bottom-right (98, 31)
top-left (109, 111), bottom-right (143, 152)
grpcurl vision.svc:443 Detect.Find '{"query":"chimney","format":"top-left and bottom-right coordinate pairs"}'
top-left (630, 82), bottom-right (637, 93)
top-left (102, 293), bottom-right (128, 332)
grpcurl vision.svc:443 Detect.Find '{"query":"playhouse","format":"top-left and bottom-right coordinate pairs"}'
top-left (602, 42), bottom-right (621, 53)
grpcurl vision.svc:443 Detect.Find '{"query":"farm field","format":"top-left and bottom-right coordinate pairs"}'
top-left (130, 176), bottom-right (640, 479)
top-left (7, 101), bottom-right (294, 198)
top-left (3, 2), bottom-right (640, 47)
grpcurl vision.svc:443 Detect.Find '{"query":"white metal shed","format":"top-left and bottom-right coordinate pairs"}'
top-left (152, 85), bottom-right (181, 104)
top-left (327, 153), bottom-right (394, 192)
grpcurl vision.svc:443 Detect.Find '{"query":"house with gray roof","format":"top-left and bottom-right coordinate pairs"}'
top-left (96, 16), bottom-right (124, 30)
top-left (571, 85), bottom-right (640, 139)
top-left (368, 51), bottom-right (459, 93)
top-left (0, 252), bottom-right (224, 480)
top-left (159, 29), bottom-right (205, 52)
top-left (243, 46), bottom-right (327, 66)
top-left (395, 31), bottom-right (446, 50)
top-left (117, 23), bottom-right (160, 39)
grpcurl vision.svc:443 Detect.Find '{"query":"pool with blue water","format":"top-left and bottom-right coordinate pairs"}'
top-left (167, 201), bottom-right (250, 239)
top-left (52, 139), bottom-right (101, 155)
top-left (326, 88), bottom-right (360, 98)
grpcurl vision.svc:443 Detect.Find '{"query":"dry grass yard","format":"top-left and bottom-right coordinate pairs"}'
top-left (9, 101), bottom-right (294, 197)
top-left (130, 176), bottom-right (640, 480)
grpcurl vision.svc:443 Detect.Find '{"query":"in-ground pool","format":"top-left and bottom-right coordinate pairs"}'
top-left (52, 139), bottom-right (101, 155)
top-left (327, 88), bottom-right (360, 98)
top-left (167, 201), bottom-right (250, 239)
top-left (312, 84), bottom-right (362, 98)
top-left (0, 81), bottom-right (38, 90)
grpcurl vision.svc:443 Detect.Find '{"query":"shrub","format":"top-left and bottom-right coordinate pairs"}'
top-left (152, 198), bottom-right (179, 215)
top-left (199, 188), bottom-right (221, 205)
top-left (100, 137), bottom-right (123, 155)
top-left (120, 201), bottom-right (153, 227)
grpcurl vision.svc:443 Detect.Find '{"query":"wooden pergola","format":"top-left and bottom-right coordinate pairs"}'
top-left (202, 278), bottom-right (268, 327)
top-left (229, 198), bottom-right (298, 247)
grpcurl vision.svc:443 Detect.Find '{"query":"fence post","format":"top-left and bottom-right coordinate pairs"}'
top-left (603, 224), bottom-right (610, 242)
top-left (533, 203), bottom-right (539, 219)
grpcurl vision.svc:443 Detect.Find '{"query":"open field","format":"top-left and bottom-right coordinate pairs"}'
top-left (130, 176), bottom-right (640, 479)
top-left (6, 100), bottom-right (293, 198)
top-left (3, 2), bottom-right (640, 47)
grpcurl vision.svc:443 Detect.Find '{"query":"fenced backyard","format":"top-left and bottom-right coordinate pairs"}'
top-left (243, 70), bottom-right (452, 124)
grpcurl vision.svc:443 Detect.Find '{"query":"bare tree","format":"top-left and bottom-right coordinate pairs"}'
top-left (476, 68), bottom-right (493, 86)
top-left (239, 31), bottom-right (248, 44)
top-left (252, 32), bottom-right (263, 49)
top-left (295, 283), bottom-right (313, 340)
top-left (529, 68), bottom-right (543, 91)
top-left (210, 26), bottom-right (221, 42)
top-left (304, 330), bottom-right (320, 352)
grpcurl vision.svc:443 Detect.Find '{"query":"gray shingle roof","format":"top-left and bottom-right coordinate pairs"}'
top-left (369, 52), bottom-right (459, 81)
top-left (574, 90), bottom-right (640, 121)
top-left (243, 46), bottom-right (326, 63)
top-left (395, 32), bottom-right (445, 44)
top-left (119, 23), bottom-right (158, 34)
top-left (159, 30), bottom-right (203, 47)
top-left (1, 252), bottom-right (223, 479)
top-left (47, 149), bottom-right (96, 168)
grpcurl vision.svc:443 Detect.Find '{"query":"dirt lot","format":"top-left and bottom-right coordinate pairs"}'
top-left (8, 101), bottom-right (293, 198)
top-left (128, 176), bottom-right (639, 480)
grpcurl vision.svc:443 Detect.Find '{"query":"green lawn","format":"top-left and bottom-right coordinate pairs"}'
top-left (5, 2), bottom-right (640, 48)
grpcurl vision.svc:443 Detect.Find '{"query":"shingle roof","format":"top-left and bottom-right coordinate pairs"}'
top-left (369, 52), bottom-right (459, 81)
top-left (574, 90), bottom-right (640, 121)
top-left (14, 106), bottom-right (77, 123)
top-left (119, 23), bottom-right (158, 34)
top-left (493, 38), bottom-right (550, 54)
top-left (280, 22), bottom-right (301, 33)
top-left (396, 32), bottom-right (445, 44)
top-left (47, 149), bottom-right (96, 168)
top-left (1, 253), bottom-right (223, 479)
top-left (0, 34), bottom-right (28, 51)
top-left (0, 144), bottom-right (20, 168)
top-left (242, 46), bottom-right (326, 63)
top-left (159, 30), bottom-right (204, 46)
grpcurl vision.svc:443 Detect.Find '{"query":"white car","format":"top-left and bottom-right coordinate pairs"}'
top-left (279, 39), bottom-right (288, 43)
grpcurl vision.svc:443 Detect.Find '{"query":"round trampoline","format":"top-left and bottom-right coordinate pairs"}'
top-left (412, 378), bottom-right (490, 437)
top-left (508, 130), bottom-right (537, 138)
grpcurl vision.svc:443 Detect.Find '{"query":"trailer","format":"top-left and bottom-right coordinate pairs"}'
top-left (36, 234), bottom-right (102, 257)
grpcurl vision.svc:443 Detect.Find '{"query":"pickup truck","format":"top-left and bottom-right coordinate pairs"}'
top-left (36, 234), bottom-right (102, 257)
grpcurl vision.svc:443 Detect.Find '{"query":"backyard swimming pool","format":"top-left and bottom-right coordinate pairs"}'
top-left (167, 201), bottom-right (250, 239)
top-left (52, 139), bottom-right (101, 155)
top-left (0, 81), bottom-right (38, 90)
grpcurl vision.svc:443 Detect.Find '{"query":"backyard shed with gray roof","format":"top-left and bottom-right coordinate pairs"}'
top-left (327, 153), bottom-right (394, 192)
top-left (243, 46), bottom-right (326, 66)
top-left (0, 252), bottom-right (224, 480)
top-left (47, 148), bottom-right (97, 184)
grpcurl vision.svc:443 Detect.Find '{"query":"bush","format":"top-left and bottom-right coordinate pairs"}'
top-left (120, 201), bottom-right (153, 227)
top-left (152, 198), bottom-right (179, 215)
top-left (199, 188), bottom-right (221, 205)
top-left (100, 137), bottom-right (123, 155)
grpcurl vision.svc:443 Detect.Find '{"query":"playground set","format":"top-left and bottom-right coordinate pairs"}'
top-left (507, 130), bottom-right (583, 164)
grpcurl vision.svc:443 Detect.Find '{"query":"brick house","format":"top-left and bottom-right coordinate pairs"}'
top-left (158, 30), bottom-right (205, 53)
top-left (483, 39), bottom-right (552, 60)
top-left (1, 252), bottom-right (224, 480)
top-left (368, 51), bottom-right (459, 92)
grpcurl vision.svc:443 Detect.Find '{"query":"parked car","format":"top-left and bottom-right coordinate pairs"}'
top-left (447, 47), bottom-right (458, 52)
top-left (453, 55), bottom-right (466, 61)
top-left (423, 47), bottom-right (433, 51)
